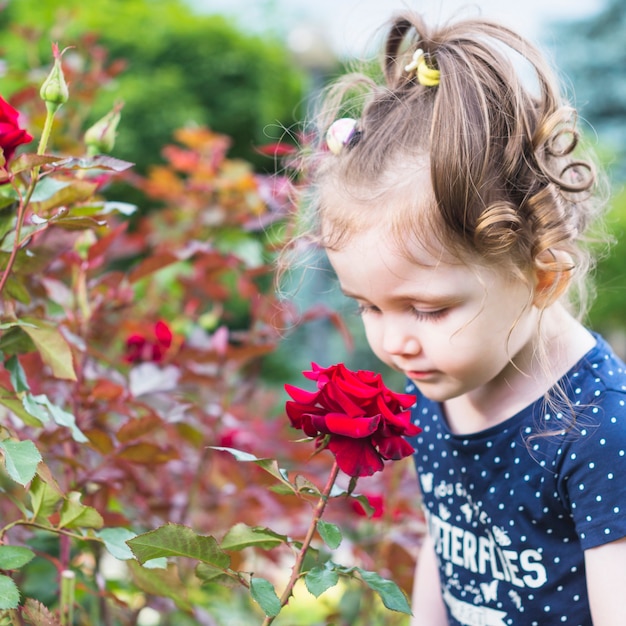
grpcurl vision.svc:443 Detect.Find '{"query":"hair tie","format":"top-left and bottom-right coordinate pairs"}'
top-left (326, 118), bottom-right (358, 155)
top-left (405, 48), bottom-right (440, 87)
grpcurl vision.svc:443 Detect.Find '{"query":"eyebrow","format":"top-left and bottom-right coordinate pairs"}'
top-left (339, 286), bottom-right (454, 305)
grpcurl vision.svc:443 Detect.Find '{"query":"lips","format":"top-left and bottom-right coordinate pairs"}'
top-left (405, 369), bottom-right (438, 381)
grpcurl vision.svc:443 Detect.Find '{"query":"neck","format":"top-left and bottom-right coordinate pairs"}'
top-left (443, 304), bottom-right (595, 435)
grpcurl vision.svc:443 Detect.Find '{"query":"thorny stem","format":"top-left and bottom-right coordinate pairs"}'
top-left (0, 105), bottom-right (55, 295)
top-left (260, 460), bottom-right (341, 626)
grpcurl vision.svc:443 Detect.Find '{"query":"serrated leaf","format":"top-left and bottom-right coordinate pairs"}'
top-left (19, 319), bottom-right (76, 381)
top-left (20, 598), bottom-right (61, 626)
top-left (220, 523), bottom-right (286, 551)
top-left (210, 447), bottom-right (295, 493)
top-left (0, 574), bottom-right (20, 610)
top-left (97, 528), bottom-right (136, 560)
top-left (317, 520), bottom-right (342, 550)
top-left (0, 546), bottom-right (35, 570)
top-left (305, 564), bottom-right (339, 597)
top-left (58, 492), bottom-right (104, 529)
top-left (250, 577), bottom-right (281, 617)
top-left (127, 523), bottom-right (230, 569)
top-left (0, 439), bottom-right (42, 485)
top-left (357, 569), bottom-right (412, 614)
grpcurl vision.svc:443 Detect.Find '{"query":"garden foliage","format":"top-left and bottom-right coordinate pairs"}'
top-left (0, 34), bottom-right (424, 626)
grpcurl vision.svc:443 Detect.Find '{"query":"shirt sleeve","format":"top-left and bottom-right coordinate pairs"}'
top-left (557, 389), bottom-right (626, 549)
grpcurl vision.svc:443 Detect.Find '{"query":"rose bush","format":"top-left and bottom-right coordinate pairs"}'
top-left (285, 362), bottom-right (421, 477)
top-left (0, 30), bottom-right (426, 626)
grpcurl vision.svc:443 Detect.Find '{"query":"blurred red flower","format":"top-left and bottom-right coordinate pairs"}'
top-left (124, 320), bottom-right (173, 364)
top-left (351, 493), bottom-right (385, 519)
top-left (0, 95), bottom-right (33, 166)
top-left (285, 363), bottom-right (420, 477)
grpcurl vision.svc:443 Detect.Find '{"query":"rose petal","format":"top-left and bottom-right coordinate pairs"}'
top-left (312, 413), bottom-right (381, 438)
top-left (323, 383), bottom-right (367, 418)
top-left (327, 436), bottom-right (384, 477)
top-left (375, 434), bottom-right (416, 460)
top-left (284, 384), bottom-right (320, 405)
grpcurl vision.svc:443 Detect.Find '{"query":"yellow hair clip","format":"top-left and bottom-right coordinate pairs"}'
top-left (405, 48), bottom-right (440, 87)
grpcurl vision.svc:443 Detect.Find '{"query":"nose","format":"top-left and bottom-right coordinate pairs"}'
top-left (382, 317), bottom-right (421, 356)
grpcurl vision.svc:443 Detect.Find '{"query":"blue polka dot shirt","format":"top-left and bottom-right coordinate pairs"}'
top-left (407, 333), bottom-right (626, 626)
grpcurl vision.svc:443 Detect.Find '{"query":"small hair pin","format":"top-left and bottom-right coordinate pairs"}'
top-left (405, 48), bottom-right (440, 87)
top-left (326, 118), bottom-right (358, 155)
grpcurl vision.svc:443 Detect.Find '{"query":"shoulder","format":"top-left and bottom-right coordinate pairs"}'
top-left (559, 333), bottom-right (626, 418)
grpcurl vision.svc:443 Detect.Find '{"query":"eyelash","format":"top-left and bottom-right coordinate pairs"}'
top-left (356, 304), bottom-right (448, 322)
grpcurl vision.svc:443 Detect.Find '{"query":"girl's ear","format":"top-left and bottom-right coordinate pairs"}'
top-left (532, 249), bottom-right (574, 308)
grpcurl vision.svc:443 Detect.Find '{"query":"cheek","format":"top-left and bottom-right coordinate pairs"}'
top-left (361, 319), bottom-right (390, 362)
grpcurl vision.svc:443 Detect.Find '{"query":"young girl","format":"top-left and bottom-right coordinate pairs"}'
top-left (292, 10), bottom-right (626, 626)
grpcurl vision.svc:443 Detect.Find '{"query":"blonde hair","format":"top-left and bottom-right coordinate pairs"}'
top-left (290, 12), bottom-right (608, 318)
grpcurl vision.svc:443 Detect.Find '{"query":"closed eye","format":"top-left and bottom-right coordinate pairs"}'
top-left (355, 303), bottom-right (381, 316)
top-left (410, 308), bottom-right (448, 322)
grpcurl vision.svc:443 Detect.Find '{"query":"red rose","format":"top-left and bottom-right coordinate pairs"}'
top-left (285, 363), bottom-right (420, 477)
top-left (124, 320), bottom-right (173, 364)
top-left (0, 95), bottom-right (33, 166)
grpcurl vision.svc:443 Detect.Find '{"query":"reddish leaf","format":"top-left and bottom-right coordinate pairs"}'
top-left (116, 443), bottom-right (178, 464)
top-left (116, 415), bottom-right (164, 443)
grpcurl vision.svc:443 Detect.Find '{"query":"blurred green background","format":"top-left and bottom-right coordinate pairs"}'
top-left (1, 0), bottom-right (625, 375)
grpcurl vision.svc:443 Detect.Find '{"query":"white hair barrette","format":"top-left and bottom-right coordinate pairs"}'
top-left (326, 118), bottom-right (358, 155)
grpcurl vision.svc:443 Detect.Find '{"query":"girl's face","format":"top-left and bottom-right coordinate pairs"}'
top-left (326, 227), bottom-right (541, 407)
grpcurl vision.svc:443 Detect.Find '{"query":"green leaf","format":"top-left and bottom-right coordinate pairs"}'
top-left (220, 523), bottom-right (286, 551)
top-left (0, 546), bottom-right (35, 570)
top-left (9, 153), bottom-right (59, 175)
top-left (29, 475), bottom-right (63, 523)
top-left (5, 355), bottom-right (29, 393)
top-left (19, 319), bottom-right (76, 381)
top-left (210, 447), bottom-right (295, 493)
top-left (127, 523), bottom-right (230, 569)
top-left (29, 177), bottom-right (72, 202)
top-left (250, 577), bottom-right (281, 617)
top-left (127, 561), bottom-right (191, 612)
top-left (0, 574), bottom-right (20, 610)
top-left (59, 492), bottom-right (104, 529)
top-left (0, 439), bottom-right (42, 485)
top-left (97, 528), bottom-right (137, 560)
top-left (0, 393), bottom-right (43, 427)
top-left (305, 564), bottom-right (339, 598)
top-left (350, 493), bottom-right (375, 517)
top-left (0, 325), bottom-right (36, 355)
top-left (357, 569), bottom-right (412, 614)
top-left (317, 520), bottom-right (342, 550)
top-left (30, 178), bottom-right (97, 214)
top-left (21, 393), bottom-right (50, 425)
top-left (50, 155), bottom-right (134, 173)
top-left (294, 474), bottom-right (321, 496)
top-left (27, 394), bottom-right (87, 443)
top-left (195, 563), bottom-right (236, 586)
